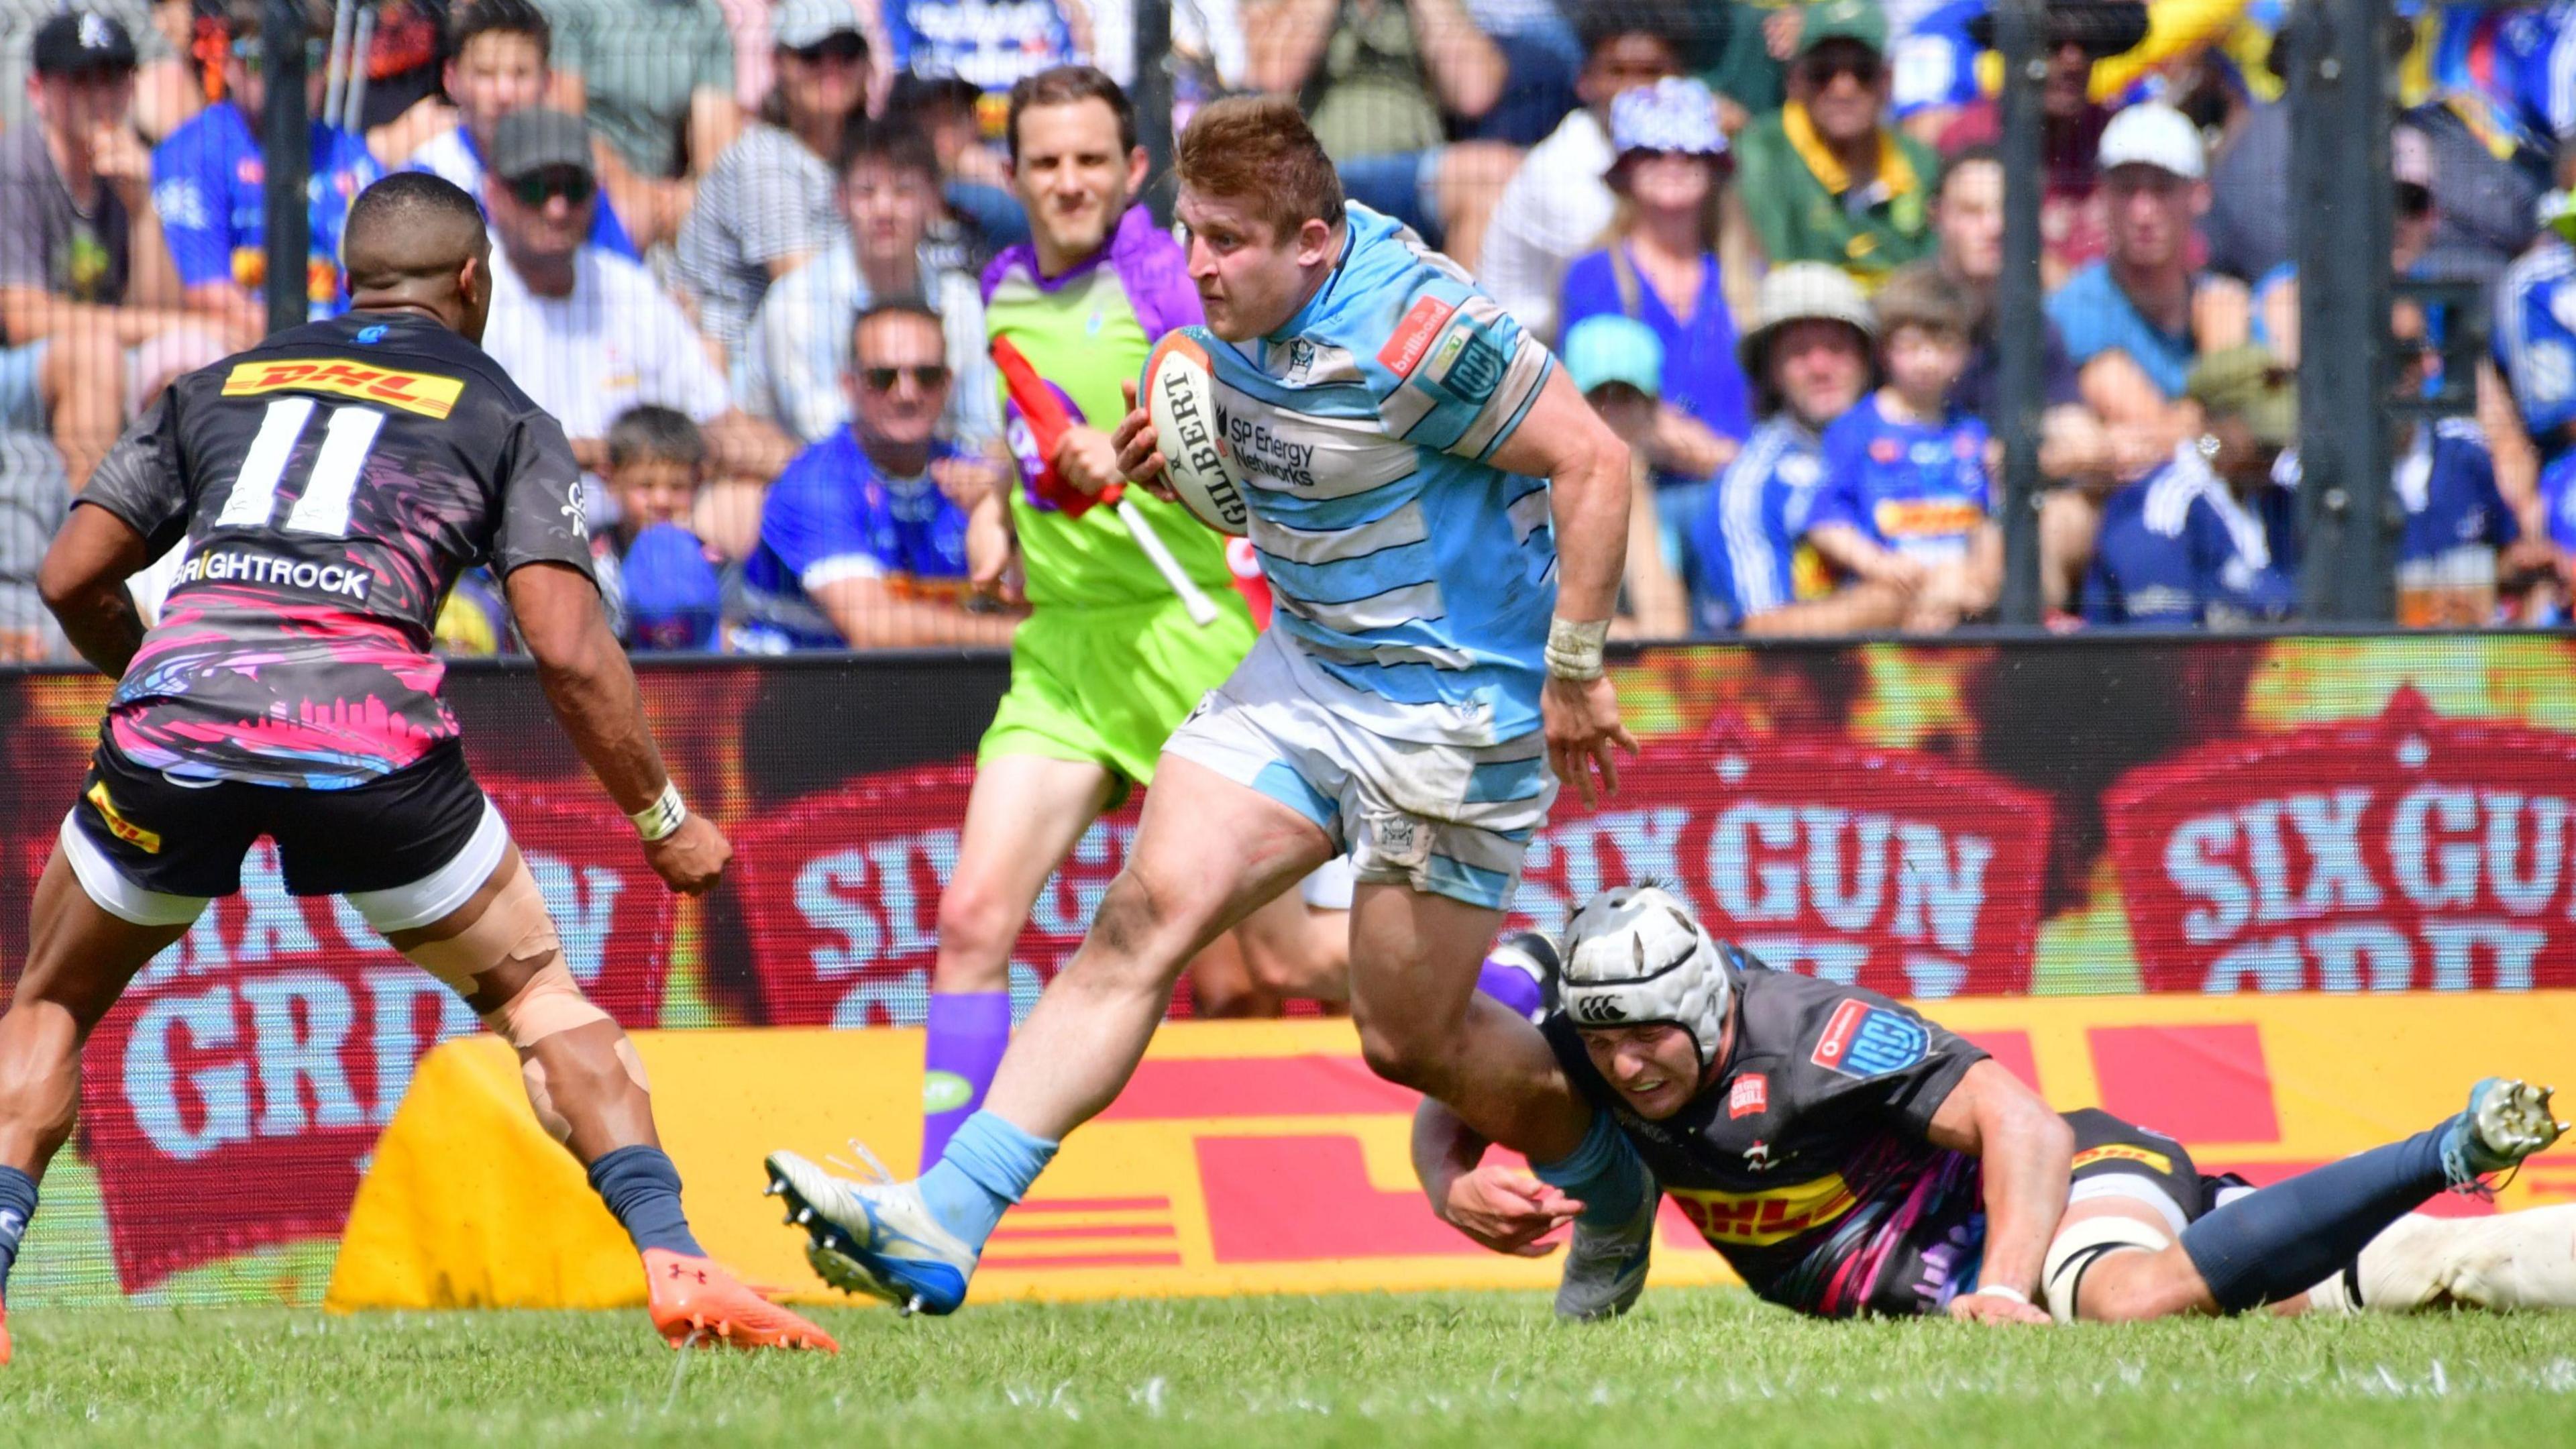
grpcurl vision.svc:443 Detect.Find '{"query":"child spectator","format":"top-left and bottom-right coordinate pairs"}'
top-left (599, 405), bottom-right (727, 651)
top-left (1807, 264), bottom-right (2000, 631)
top-left (2081, 347), bottom-right (2300, 629)
top-left (1560, 314), bottom-right (1688, 637)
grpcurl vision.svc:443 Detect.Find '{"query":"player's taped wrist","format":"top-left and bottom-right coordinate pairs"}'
top-left (1972, 1284), bottom-right (2031, 1306)
top-left (1545, 616), bottom-right (1610, 682)
top-left (629, 781), bottom-right (688, 842)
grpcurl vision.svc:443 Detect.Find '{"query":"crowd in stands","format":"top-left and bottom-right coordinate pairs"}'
top-left (4, 0), bottom-right (2576, 661)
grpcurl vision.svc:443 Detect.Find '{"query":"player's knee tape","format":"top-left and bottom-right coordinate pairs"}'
top-left (2041, 1214), bottom-right (2172, 1323)
top-left (490, 963), bottom-right (639, 1144)
top-left (400, 859), bottom-right (560, 995)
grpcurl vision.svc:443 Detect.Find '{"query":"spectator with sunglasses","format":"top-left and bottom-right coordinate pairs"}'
top-left (743, 119), bottom-right (997, 451)
top-left (407, 0), bottom-right (641, 261)
top-left (478, 107), bottom-right (794, 549)
top-left (1732, 0), bottom-right (1937, 286)
top-left (737, 299), bottom-right (1016, 650)
top-left (148, 0), bottom-right (382, 335)
top-left (674, 0), bottom-right (871, 364)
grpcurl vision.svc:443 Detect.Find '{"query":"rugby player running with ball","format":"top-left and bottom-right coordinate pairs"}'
top-left (764, 96), bottom-right (1644, 1315)
top-left (1418, 885), bottom-right (2574, 1324)
top-left (912, 66), bottom-right (1556, 1171)
top-left (0, 175), bottom-right (835, 1362)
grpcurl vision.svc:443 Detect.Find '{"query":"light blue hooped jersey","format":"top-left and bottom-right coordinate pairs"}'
top-left (1180, 205), bottom-right (1560, 748)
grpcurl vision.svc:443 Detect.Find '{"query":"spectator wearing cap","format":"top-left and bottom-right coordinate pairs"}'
top-left (1480, 1), bottom-right (1699, 343)
top-left (745, 119), bottom-right (997, 451)
top-left (889, 72), bottom-right (1029, 266)
top-left (1733, 0), bottom-right (1939, 285)
top-left (0, 0), bottom-right (192, 142)
top-left (543, 0), bottom-right (741, 237)
top-left (478, 107), bottom-right (794, 551)
top-left (407, 0), bottom-right (641, 261)
top-left (2045, 102), bottom-right (2250, 475)
top-left (1241, 0), bottom-right (1524, 266)
top-left (2081, 345), bottom-right (2300, 629)
top-left (1, 10), bottom-right (229, 493)
top-left (740, 299), bottom-right (1018, 650)
top-left (1558, 76), bottom-right (1753, 564)
top-left (149, 0), bottom-right (383, 336)
top-left (1691, 262), bottom-right (1907, 635)
top-left (674, 0), bottom-right (871, 362)
top-left (1562, 314), bottom-right (1688, 638)
top-left (1933, 0), bottom-right (2151, 287)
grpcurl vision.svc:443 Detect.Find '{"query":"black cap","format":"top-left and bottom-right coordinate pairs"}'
top-left (490, 108), bottom-right (595, 183)
top-left (1966, 1), bottom-right (2150, 60)
top-left (32, 11), bottom-right (140, 77)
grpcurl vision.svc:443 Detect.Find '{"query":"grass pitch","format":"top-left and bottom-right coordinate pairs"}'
top-left (5, 1288), bottom-right (2576, 1448)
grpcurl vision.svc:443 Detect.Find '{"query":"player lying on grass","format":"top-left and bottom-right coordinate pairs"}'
top-left (761, 94), bottom-right (1639, 1316)
top-left (0, 174), bottom-right (833, 1362)
top-left (1415, 885), bottom-right (2575, 1325)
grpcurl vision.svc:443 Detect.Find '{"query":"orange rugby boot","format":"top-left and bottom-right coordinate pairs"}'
top-left (643, 1248), bottom-right (839, 1352)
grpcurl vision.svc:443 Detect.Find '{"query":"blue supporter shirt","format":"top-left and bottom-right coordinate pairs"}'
top-left (1557, 248), bottom-right (1752, 466)
top-left (1183, 202), bottom-right (1560, 748)
top-left (2494, 241), bottom-right (2576, 460)
top-left (2047, 260), bottom-right (2202, 400)
top-left (1889, 0), bottom-right (1987, 119)
top-left (150, 101), bottom-right (382, 316)
top-left (1810, 392), bottom-right (1992, 565)
top-left (596, 523), bottom-right (726, 651)
top-left (883, 0), bottom-right (1078, 91)
top-left (2082, 446), bottom-right (2300, 626)
top-left (739, 427), bottom-right (972, 650)
top-left (1688, 415), bottom-right (1831, 631)
top-left (2396, 419), bottom-right (2517, 566)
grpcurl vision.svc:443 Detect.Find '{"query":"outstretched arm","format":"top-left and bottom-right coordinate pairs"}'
top-left (1926, 1059), bottom-right (2076, 1324)
top-left (1412, 1097), bottom-right (1586, 1256)
top-left (504, 561), bottom-right (729, 896)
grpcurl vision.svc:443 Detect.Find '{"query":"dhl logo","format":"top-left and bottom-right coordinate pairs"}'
top-left (1666, 1174), bottom-right (1859, 1246)
top-left (2072, 1142), bottom-right (2174, 1174)
top-left (1872, 498), bottom-right (1986, 538)
top-left (221, 358), bottom-right (465, 419)
top-left (86, 781), bottom-right (160, 854)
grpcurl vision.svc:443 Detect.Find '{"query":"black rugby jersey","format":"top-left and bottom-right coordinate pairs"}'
top-left (76, 311), bottom-right (593, 788)
top-left (1545, 958), bottom-right (1990, 1316)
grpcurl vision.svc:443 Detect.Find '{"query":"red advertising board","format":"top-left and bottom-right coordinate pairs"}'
top-left (2105, 687), bottom-right (2576, 994)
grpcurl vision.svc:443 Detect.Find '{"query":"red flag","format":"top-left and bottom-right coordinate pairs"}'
top-left (992, 335), bottom-right (1118, 519)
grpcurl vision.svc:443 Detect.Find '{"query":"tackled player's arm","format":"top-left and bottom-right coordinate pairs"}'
top-left (1925, 1059), bottom-right (2076, 1318)
top-left (1411, 1097), bottom-right (1587, 1256)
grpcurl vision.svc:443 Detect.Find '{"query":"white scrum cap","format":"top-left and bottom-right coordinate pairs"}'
top-left (1558, 885), bottom-right (1734, 1069)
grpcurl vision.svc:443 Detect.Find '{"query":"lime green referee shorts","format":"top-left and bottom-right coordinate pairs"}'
top-left (977, 595), bottom-right (1258, 798)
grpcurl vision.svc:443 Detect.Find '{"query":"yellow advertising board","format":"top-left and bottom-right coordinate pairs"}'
top-left (327, 993), bottom-right (2576, 1312)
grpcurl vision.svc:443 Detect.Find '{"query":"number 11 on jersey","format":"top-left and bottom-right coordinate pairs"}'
top-left (215, 396), bottom-right (388, 538)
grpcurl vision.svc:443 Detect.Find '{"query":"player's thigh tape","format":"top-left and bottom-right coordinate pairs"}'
top-left (398, 853), bottom-right (558, 994)
top-left (2041, 1212), bottom-right (2173, 1324)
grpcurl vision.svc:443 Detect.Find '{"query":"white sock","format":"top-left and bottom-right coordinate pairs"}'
top-left (2306, 1205), bottom-right (2576, 1312)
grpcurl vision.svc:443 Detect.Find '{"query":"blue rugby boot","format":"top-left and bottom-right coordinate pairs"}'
top-left (765, 1148), bottom-right (977, 1316)
top-left (2440, 1079), bottom-right (2565, 1191)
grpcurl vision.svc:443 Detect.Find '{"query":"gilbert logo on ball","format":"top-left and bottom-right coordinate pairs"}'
top-left (1143, 328), bottom-right (1250, 535)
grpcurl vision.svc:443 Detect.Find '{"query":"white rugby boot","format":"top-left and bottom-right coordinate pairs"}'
top-left (763, 1147), bottom-right (977, 1316)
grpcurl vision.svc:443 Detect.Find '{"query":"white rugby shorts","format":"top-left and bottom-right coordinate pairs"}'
top-left (1163, 633), bottom-right (1555, 910)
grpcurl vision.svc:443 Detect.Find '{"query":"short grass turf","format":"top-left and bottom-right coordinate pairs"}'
top-left (6, 1288), bottom-right (2576, 1448)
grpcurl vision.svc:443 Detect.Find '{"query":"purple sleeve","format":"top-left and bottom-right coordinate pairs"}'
top-left (1108, 205), bottom-right (1205, 340)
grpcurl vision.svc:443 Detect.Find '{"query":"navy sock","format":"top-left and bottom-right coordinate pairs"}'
top-left (2180, 1123), bottom-right (2449, 1312)
top-left (1529, 1110), bottom-right (1648, 1228)
top-left (0, 1165), bottom-right (34, 1298)
top-left (918, 1110), bottom-right (1058, 1251)
top-left (587, 1144), bottom-right (706, 1258)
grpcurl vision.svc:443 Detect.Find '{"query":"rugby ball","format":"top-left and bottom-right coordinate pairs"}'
top-left (1142, 328), bottom-right (1250, 535)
